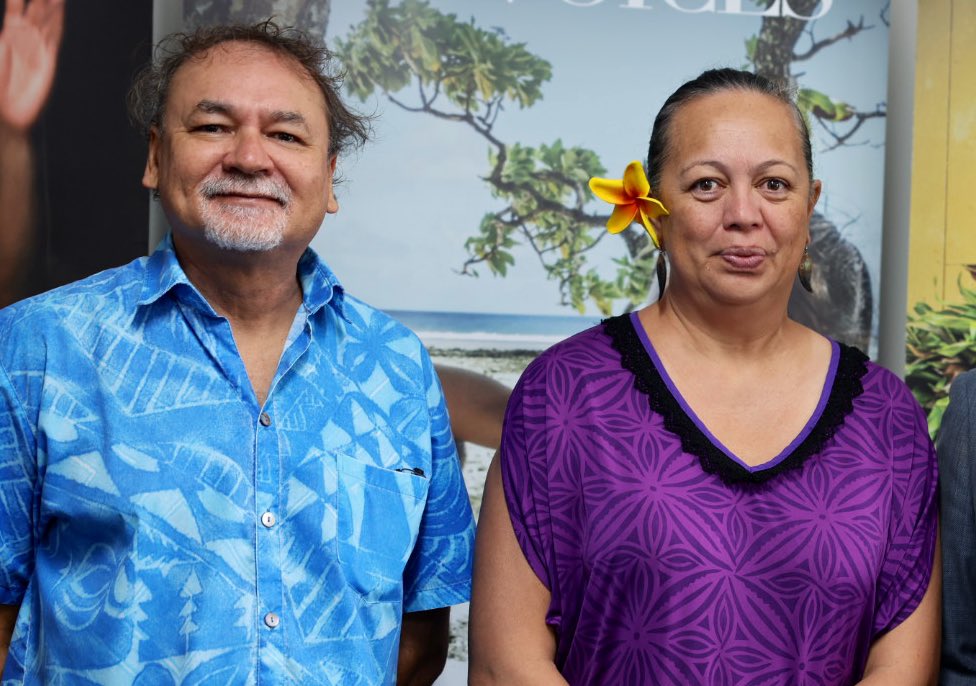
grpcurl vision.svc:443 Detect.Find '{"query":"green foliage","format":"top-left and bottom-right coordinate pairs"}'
top-left (338, 0), bottom-right (655, 314)
top-left (905, 280), bottom-right (976, 438)
top-left (744, 35), bottom-right (759, 67)
top-left (463, 140), bottom-right (657, 314)
top-left (336, 0), bottom-right (551, 113)
top-left (797, 88), bottom-right (855, 123)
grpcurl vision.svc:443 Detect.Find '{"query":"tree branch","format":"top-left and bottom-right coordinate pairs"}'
top-left (815, 106), bottom-right (886, 150)
top-left (793, 16), bottom-right (871, 62)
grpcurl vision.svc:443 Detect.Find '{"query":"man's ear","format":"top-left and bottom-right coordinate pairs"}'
top-left (326, 155), bottom-right (339, 214)
top-left (142, 127), bottom-right (161, 191)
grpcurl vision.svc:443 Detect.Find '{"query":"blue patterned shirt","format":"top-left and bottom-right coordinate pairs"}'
top-left (0, 236), bottom-right (475, 685)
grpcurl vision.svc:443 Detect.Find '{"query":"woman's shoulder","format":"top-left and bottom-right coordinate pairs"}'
top-left (513, 317), bottom-right (627, 396)
top-left (527, 318), bottom-right (618, 366)
top-left (849, 347), bottom-right (921, 408)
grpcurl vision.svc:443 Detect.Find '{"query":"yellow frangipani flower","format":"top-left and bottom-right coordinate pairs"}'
top-left (588, 160), bottom-right (669, 249)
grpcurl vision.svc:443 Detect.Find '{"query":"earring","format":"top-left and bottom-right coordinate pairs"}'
top-left (798, 246), bottom-right (813, 293)
top-left (655, 249), bottom-right (668, 298)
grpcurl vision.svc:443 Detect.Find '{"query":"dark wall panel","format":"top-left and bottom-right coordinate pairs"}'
top-left (25, 0), bottom-right (153, 295)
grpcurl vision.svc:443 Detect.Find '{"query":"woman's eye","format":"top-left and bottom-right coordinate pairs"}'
top-left (694, 179), bottom-right (718, 192)
top-left (764, 178), bottom-right (788, 192)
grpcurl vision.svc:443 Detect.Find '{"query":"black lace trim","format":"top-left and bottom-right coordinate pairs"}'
top-left (603, 314), bottom-right (869, 486)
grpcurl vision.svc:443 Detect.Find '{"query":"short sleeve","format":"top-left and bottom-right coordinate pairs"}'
top-left (872, 382), bottom-right (939, 635)
top-left (401, 352), bottom-right (475, 612)
top-left (0, 358), bottom-right (38, 605)
top-left (499, 355), bottom-right (554, 592)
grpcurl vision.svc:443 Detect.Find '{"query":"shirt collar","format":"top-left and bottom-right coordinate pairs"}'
top-left (138, 233), bottom-right (347, 320)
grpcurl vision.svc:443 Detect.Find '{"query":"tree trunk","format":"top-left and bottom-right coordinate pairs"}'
top-left (183, 0), bottom-right (332, 46)
top-left (753, 0), bottom-right (820, 84)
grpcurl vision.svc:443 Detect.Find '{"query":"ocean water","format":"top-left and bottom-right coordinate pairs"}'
top-left (386, 309), bottom-right (601, 351)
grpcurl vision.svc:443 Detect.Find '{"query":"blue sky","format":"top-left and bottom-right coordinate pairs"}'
top-left (315, 0), bottom-right (889, 318)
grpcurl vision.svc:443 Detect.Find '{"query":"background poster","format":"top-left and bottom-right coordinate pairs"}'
top-left (315, 1), bottom-right (891, 676)
top-left (0, 1), bottom-right (893, 681)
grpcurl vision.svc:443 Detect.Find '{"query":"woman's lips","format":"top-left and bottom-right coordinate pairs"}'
top-left (720, 247), bottom-right (766, 269)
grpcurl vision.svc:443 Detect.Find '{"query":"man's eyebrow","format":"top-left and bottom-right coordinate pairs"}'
top-left (270, 110), bottom-right (310, 131)
top-left (192, 101), bottom-right (310, 131)
top-left (194, 100), bottom-right (233, 116)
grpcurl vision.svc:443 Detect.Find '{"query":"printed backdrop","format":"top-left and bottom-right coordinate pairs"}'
top-left (0, 1), bottom-right (893, 683)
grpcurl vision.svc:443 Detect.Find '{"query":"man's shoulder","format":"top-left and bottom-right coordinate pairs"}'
top-left (949, 368), bottom-right (976, 402)
top-left (0, 257), bottom-right (150, 348)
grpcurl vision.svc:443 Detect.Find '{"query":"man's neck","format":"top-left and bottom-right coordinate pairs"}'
top-left (173, 234), bottom-right (305, 324)
top-left (173, 234), bottom-right (307, 406)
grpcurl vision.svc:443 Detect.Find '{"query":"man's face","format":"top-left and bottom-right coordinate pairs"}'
top-left (142, 41), bottom-right (337, 254)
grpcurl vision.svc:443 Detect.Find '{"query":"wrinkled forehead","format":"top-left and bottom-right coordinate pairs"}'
top-left (165, 40), bottom-right (327, 120)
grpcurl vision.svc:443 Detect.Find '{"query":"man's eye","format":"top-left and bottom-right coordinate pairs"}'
top-left (194, 124), bottom-right (224, 133)
top-left (273, 132), bottom-right (300, 143)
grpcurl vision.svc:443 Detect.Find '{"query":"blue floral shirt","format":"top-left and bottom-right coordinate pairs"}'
top-left (0, 236), bottom-right (475, 685)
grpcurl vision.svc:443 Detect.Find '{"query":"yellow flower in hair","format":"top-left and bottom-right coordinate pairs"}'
top-left (588, 161), bottom-right (669, 249)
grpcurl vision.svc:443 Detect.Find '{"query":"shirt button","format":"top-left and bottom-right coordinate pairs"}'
top-left (261, 511), bottom-right (277, 528)
top-left (264, 612), bottom-right (280, 629)
top-left (259, 412), bottom-right (272, 427)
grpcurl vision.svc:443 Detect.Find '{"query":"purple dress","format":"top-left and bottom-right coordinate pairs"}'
top-left (500, 313), bottom-right (937, 685)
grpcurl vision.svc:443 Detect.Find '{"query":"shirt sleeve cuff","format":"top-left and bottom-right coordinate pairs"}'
top-left (403, 578), bottom-right (471, 613)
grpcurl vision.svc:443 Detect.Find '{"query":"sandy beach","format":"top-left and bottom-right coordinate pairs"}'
top-left (429, 348), bottom-right (537, 684)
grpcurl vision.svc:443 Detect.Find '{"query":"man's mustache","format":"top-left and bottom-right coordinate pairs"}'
top-left (199, 176), bottom-right (290, 206)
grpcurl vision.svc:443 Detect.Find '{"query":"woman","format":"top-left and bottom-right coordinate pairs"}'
top-left (469, 69), bottom-right (939, 685)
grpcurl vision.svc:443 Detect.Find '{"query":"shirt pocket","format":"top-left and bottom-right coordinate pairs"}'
top-left (335, 452), bottom-right (430, 603)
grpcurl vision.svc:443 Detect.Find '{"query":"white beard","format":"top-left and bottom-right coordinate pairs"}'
top-left (197, 176), bottom-right (292, 252)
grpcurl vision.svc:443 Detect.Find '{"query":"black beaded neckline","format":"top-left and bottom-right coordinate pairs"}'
top-left (603, 313), bottom-right (869, 486)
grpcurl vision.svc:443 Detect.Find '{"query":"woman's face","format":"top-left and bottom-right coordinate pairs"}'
top-left (654, 89), bottom-right (821, 308)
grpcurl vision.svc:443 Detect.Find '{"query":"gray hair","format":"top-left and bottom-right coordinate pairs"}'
top-left (127, 19), bottom-right (369, 158)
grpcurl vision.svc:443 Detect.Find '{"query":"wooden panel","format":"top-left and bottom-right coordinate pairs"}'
top-left (908, 0), bottom-right (952, 306)
top-left (945, 263), bottom-right (976, 296)
top-left (945, 0), bottom-right (976, 267)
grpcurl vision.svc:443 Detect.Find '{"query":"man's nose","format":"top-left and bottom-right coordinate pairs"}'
top-left (223, 128), bottom-right (272, 175)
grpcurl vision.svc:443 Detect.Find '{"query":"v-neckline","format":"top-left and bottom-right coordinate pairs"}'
top-left (629, 311), bottom-right (838, 473)
top-left (603, 312), bottom-right (869, 485)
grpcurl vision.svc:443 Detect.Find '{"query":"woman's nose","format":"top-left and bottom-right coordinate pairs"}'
top-left (722, 185), bottom-right (762, 230)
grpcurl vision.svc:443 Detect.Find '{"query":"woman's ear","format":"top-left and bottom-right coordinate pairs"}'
top-left (651, 215), bottom-right (666, 251)
top-left (808, 179), bottom-right (823, 217)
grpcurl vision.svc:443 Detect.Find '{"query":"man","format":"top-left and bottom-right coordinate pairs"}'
top-left (0, 21), bottom-right (474, 685)
top-left (939, 369), bottom-right (976, 684)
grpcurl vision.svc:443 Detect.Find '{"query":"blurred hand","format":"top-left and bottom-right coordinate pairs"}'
top-left (0, 0), bottom-right (65, 131)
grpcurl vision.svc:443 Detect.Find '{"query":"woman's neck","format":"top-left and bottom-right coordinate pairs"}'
top-left (643, 289), bottom-right (798, 361)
